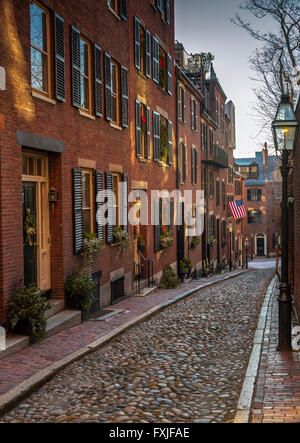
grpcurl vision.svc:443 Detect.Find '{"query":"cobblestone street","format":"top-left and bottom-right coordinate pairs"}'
top-left (1, 270), bottom-right (273, 423)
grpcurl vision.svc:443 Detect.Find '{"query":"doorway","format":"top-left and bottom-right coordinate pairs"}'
top-left (256, 235), bottom-right (265, 256)
top-left (22, 152), bottom-right (51, 291)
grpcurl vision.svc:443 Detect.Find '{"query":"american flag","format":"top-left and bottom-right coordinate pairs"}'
top-left (228, 199), bottom-right (247, 220)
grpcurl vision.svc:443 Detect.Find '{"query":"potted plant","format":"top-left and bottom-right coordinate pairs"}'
top-left (81, 232), bottom-right (104, 272)
top-left (159, 265), bottom-right (180, 289)
top-left (8, 287), bottom-right (51, 343)
top-left (65, 271), bottom-right (97, 321)
top-left (160, 230), bottom-right (174, 250)
top-left (202, 265), bottom-right (211, 278)
top-left (191, 236), bottom-right (201, 249)
top-left (179, 258), bottom-right (193, 282)
top-left (217, 262), bottom-right (227, 274)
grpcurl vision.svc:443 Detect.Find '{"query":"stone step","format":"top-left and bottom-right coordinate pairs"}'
top-left (46, 310), bottom-right (81, 338)
top-left (135, 286), bottom-right (158, 297)
top-left (0, 333), bottom-right (30, 360)
top-left (45, 299), bottom-right (65, 320)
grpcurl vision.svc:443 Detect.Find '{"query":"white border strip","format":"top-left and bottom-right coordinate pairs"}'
top-left (234, 275), bottom-right (277, 423)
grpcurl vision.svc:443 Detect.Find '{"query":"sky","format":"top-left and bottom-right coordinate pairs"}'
top-left (175, 0), bottom-right (277, 158)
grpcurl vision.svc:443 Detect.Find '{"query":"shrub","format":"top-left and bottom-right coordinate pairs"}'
top-left (8, 287), bottom-right (51, 342)
top-left (65, 272), bottom-right (97, 312)
top-left (180, 258), bottom-right (192, 274)
top-left (159, 265), bottom-right (180, 289)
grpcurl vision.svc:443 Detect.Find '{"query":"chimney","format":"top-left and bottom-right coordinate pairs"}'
top-left (262, 142), bottom-right (268, 175)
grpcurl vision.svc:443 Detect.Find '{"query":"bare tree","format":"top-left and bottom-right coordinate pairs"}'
top-left (187, 52), bottom-right (214, 75)
top-left (232, 0), bottom-right (300, 141)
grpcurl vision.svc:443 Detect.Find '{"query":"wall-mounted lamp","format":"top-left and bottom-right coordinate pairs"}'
top-left (49, 188), bottom-right (58, 203)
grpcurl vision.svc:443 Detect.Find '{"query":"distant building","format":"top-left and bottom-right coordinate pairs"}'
top-left (235, 146), bottom-right (281, 258)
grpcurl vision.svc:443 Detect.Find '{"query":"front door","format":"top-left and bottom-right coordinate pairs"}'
top-left (22, 152), bottom-right (51, 291)
top-left (23, 182), bottom-right (37, 287)
top-left (257, 237), bottom-right (265, 256)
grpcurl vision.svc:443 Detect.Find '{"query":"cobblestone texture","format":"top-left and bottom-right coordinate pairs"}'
top-left (1, 270), bottom-right (273, 423)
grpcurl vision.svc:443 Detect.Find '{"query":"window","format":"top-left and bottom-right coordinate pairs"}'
top-left (208, 170), bottom-right (214, 198)
top-left (190, 98), bottom-right (198, 131)
top-left (160, 116), bottom-right (169, 162)
top-left (247, 189), bottom-right (262, 201)
top-left (112, 173), bottom-right (120, 227)
top-left (154, 197), bottom-right (174, 252)
top-left (216, 180), bottom-right (220, 206)
top-left (208, 215), bottom-right (216, 240)
top-left (238, 164), bottom-right (258, 179)
top-left (209, 129), bottom-right (213, 153)
top-left (159, 47), bottom-right (167, 91)
top-left (79, 36), bottom-right (91, 111)
top-left (30, 2), bottom-right (51, 95)
top-left (235, 180), bottom-right (242, 196)
top-left (228, 166), bottom-right (233, 184)
top-left (111, 60), bottom-right (120, 125)
top-left (22, 152), bottom-right (47, 177)
top-left (179, 143), bottom-right (187, 183)
top-left (248, 209), bottom-right (262, 224)
top-left (178, 85), bottom-right (185, 123)
top-left (82, 170), bottom-right (94, 234)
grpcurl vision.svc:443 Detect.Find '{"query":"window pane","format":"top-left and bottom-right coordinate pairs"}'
top-left (82, 173), bottom-right (90, 208)
top-left (80, 39), bottom-right (89, 76)
top-left (80, 76), bottom-right (89, 109)
top-left (28, 157), bottom-right (35, 175)
top-left (111, 63), bottom-right (117, 94)
top-left (30, 3), bottom-right (47, 52)
top-left (83, 209), bottom-right (91, 234)
top-left (31, 47), bottom-right (48, 92)
top-left (22, 155), bottom-right (27, 175)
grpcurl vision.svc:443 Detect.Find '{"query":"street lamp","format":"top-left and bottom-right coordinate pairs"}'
top-left (245, 236), bottom-right (249, 269)
top-left (272, 94), bottom-right (299, 351)
top-left (228, 223), bottom-right (233, 271)
top-left (250, 234), bottom-right (254, 260)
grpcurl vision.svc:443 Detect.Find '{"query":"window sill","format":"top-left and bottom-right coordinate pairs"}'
top-left (32, 90), bottom-right (56, 105)
top-left (158, 161), bottom-right (169, 168)
top-left (137, 71), bottom-right (147, 80)
top-left (138, 158), bottom-right (150, 163)
top-left (78, 109), bottom-right (95, 120)
top-left (108, 6), bottom-right (121, 21)
top-left (109, 122), bottom-right (122, 131)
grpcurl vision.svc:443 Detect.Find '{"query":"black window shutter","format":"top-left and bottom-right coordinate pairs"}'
top-left (95, 171), bottom-right (104, 240)
top-left (167, 53), bottom-right (172, 95)
top-left (195, 149), bottom-right (198, 184)
top-left (183, 144), bottom-right (187, 183)
top-left (178, 143), bottom-right (182, 183)
top-left (258, 189), bottom-right (262, 201)
top-left (135, 100), bottom-right (141, 157)
top-left (94, 44), bottom-right (102, 117)
top-left (153, 111), bottom-right (160, 161)
top-left (153, 199), bottom-right (161, 252)
top-left (191, 148), bottom-right (194, 184)
top-left (104, 52), bottom-right (112, 121)
top-left (177, 84), bottom-right (182, 122)
top-left (146, 106), bottom-right (151, 159)
top-left (168, 120), bottom-right (173, 165)
top-left (156, 0), bottom-right (163, 13)
top-left (145, 29), bottom-right (151, 78)
top-left (105, 172), bottom-right (114, 244)
top-left (182, 88), bottom-right (186, 123)
top-left (54, 13), bottom-right (65, 102)
top-left (71, 26), bottom-right (80, 108)
top-left (166, 1), bottom-right (170, 24)
top-left (134, 17), bottom-right (140, 70)
top-left (121, 66), bottom-right (129, 128)
top-left (152, 37), bottom-right (159, 84)
top-left (72, 168), bottom-right (83, 254)
top-left (195, 102), bottom-right (198, 131)
top-left (121, 173), bottom-right (128, 232)
top-left (190, 98), bottom-right (194, 131)
top-left (120, 0), bottom-right (128, 21)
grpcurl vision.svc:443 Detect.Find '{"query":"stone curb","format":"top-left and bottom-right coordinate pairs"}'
top-left (233, 275), bottom-right (277, 423)
top-left (0, 269), bottom-right (249, 417)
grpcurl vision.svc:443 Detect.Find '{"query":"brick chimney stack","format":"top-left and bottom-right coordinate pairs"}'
top-left (262, 142), bottom-right (269, 176)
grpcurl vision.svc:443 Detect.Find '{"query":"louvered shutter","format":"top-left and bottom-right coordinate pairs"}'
top-left (191, 148), bottom-right (194, 184)
top-left (168, 120), bottom-right (173, 165)
top-left (216, 180), bottom-right (220, 206)
top-left (145, 30), bottom-right (151, 78)
top-left (183, 144), bottom-right (187, 183)
top-left (195, 149), bottom-right (198, 184)
top-left (152, 37), bottom-right (159, 84)
top-left (104, 52), bottom-right (112, 121)
top-left (121, 66), bottom-right (129, 128)
top-left (165, 1), bottom-right (170, 24)
top-left (258, 189), bottom-right (262, 201)
top-left (182, 88), bottom-right (186, 123)
top-left (95, 171), bottom-right (104, 240)
top-left (153, 199), bottom-right (161, 252)
top-left (94, 44), bottom-right (102, 117)
top-left (72, 168), bottom-right (83, 254)
top-left (247, 189), bottom-right (251, 201)
top-left (190, 98), bottom-right (194, 131)
top-left (146, 106), bottom-right (151, 159)
top-left (156, 0), bottom-right (163, 13)
top-left (71, 26), bottom-right (80, 108)
top-left (120, 0), bottom-right (127, 21)
top-left (105, 172), bottom-right (114, 244)
top-left (178, 85), bottom-right (182, 122)
top-left (178, 143), bottom-right (182, 183)
top-left (135, 100), bottom-right (141, 157)
top-left (121, 174), bottom-right (128, 232)
top-left (153, 111), bottom-right (160, 161)
top-left (134, 17), bottom-right (140, 70)
top-left (167, 53), bottom-right (172, 95)
top-left (201, 123), bottom-right (204, 150)
top-left (195, 102), bottom-right (198, 131)
top-left (54, 14), bottom-right (65, 102)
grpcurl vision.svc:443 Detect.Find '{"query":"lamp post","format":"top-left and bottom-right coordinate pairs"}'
top-left (245, 236), bottom-right (249, 269)
top-left (272, 94), bottom-right (299, 351)
top-left (250, 234), bottom-right (254, 260)
top-left (228, 223), bottom-right (233, 271)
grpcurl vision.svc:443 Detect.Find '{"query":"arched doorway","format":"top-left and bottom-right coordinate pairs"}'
top-left (256, 233), bottom-right (266, 256)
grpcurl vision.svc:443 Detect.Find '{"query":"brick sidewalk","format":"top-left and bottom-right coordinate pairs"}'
top-left (0, 269), bottom-right (247, 400)
top-left (250, 287), bottom-right (300, 423)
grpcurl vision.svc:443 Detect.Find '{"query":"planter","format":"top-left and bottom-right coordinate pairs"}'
top-left (13, 321), bottom-right (39, 344)
top-left (179, 272), bottom-right (192, 283)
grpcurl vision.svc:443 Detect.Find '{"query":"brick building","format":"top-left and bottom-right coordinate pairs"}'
top-left (235, 146), bottom-right (281, 258)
